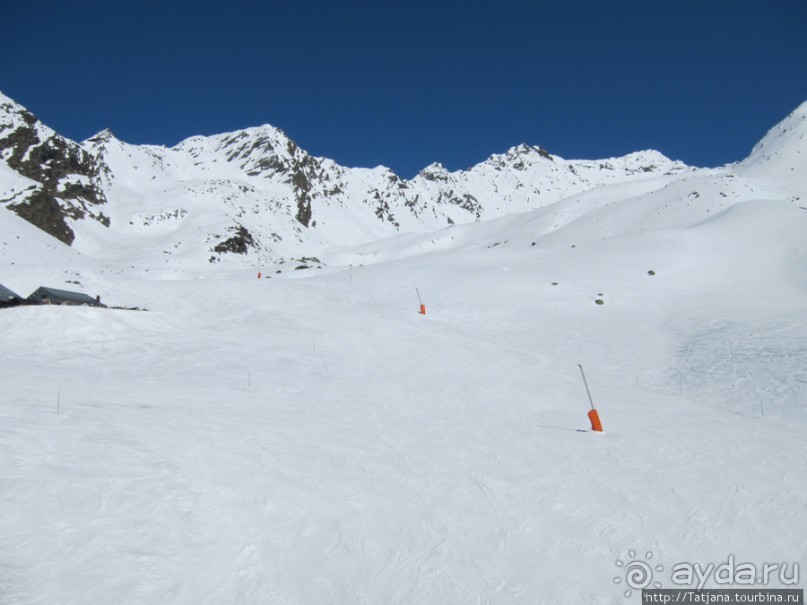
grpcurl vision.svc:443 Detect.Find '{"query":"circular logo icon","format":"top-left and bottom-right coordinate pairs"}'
top-left (614, 550), bottom-right (664, 598)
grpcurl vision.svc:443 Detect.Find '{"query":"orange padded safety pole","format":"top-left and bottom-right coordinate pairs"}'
top-left (578, 364), bottom-right (604, 432)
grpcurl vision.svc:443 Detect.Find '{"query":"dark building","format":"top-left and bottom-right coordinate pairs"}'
top-left (27, 286), bottom-right (105, 307)
top-left (0, 283), bottom-right (24, 307)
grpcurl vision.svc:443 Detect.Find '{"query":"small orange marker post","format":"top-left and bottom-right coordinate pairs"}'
top-left (416, 288), bottom-right (427, 315)
top-left (257, 271), bottom-right (262, 279)
top-left (578, 364), bottom-right (604, 432)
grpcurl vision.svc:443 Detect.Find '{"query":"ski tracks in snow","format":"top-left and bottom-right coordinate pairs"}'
top-left (674, 313), bottom-right (807, 416)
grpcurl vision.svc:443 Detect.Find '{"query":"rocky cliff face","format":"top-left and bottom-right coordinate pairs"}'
top-left (0, 93), bottom-right (108, 244)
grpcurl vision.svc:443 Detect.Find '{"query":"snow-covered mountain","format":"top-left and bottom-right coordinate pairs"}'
top-left (738, 98), bottom-right (807, 188)
top-left (2, 90), bottom-right (693, 271)
top-left (2, 90), bottom-right (805, 278)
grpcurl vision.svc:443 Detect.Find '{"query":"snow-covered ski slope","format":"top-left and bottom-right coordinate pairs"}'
top-left (1, 102), bottom-right (806, 603)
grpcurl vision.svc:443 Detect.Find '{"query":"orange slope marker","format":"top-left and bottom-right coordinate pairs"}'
top-left (578, 364), bottom-right (604, 432)
top-left (416, 288), bottom-right (427, 315)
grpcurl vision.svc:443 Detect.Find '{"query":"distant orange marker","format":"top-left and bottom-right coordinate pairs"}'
top-left (416, 288), bottom-right (427, 315)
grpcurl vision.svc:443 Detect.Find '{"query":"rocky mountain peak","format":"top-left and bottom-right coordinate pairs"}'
top-left (85, 129), bottom-right (118, 145)
top-left (0, 95), bottom-right (109, 244)
top-left (417, 162), bottom-right (450, 181)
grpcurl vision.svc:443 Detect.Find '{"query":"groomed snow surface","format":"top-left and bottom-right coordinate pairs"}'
top-left (2, 191), bottom-right (806, 604)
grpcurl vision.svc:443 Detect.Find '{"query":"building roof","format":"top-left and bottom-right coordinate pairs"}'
top-left (0, 283), bottom-right (23, 302)
top-left (29, 286), bottom-right (102, 306)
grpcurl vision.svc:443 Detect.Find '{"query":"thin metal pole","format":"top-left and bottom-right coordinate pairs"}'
top-left (578, 364), bottom-right (596, 410)
top-left (415, 287), bottom-right (423, 306)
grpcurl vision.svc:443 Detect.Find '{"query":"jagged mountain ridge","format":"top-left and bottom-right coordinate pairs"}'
top-left (1, 90), bottom-right (691, 268)
top-left (3, 91), bottom-right (805, 273)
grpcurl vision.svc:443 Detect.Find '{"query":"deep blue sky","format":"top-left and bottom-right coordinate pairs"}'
top-left (2, 0), bottom-right (805, 177)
